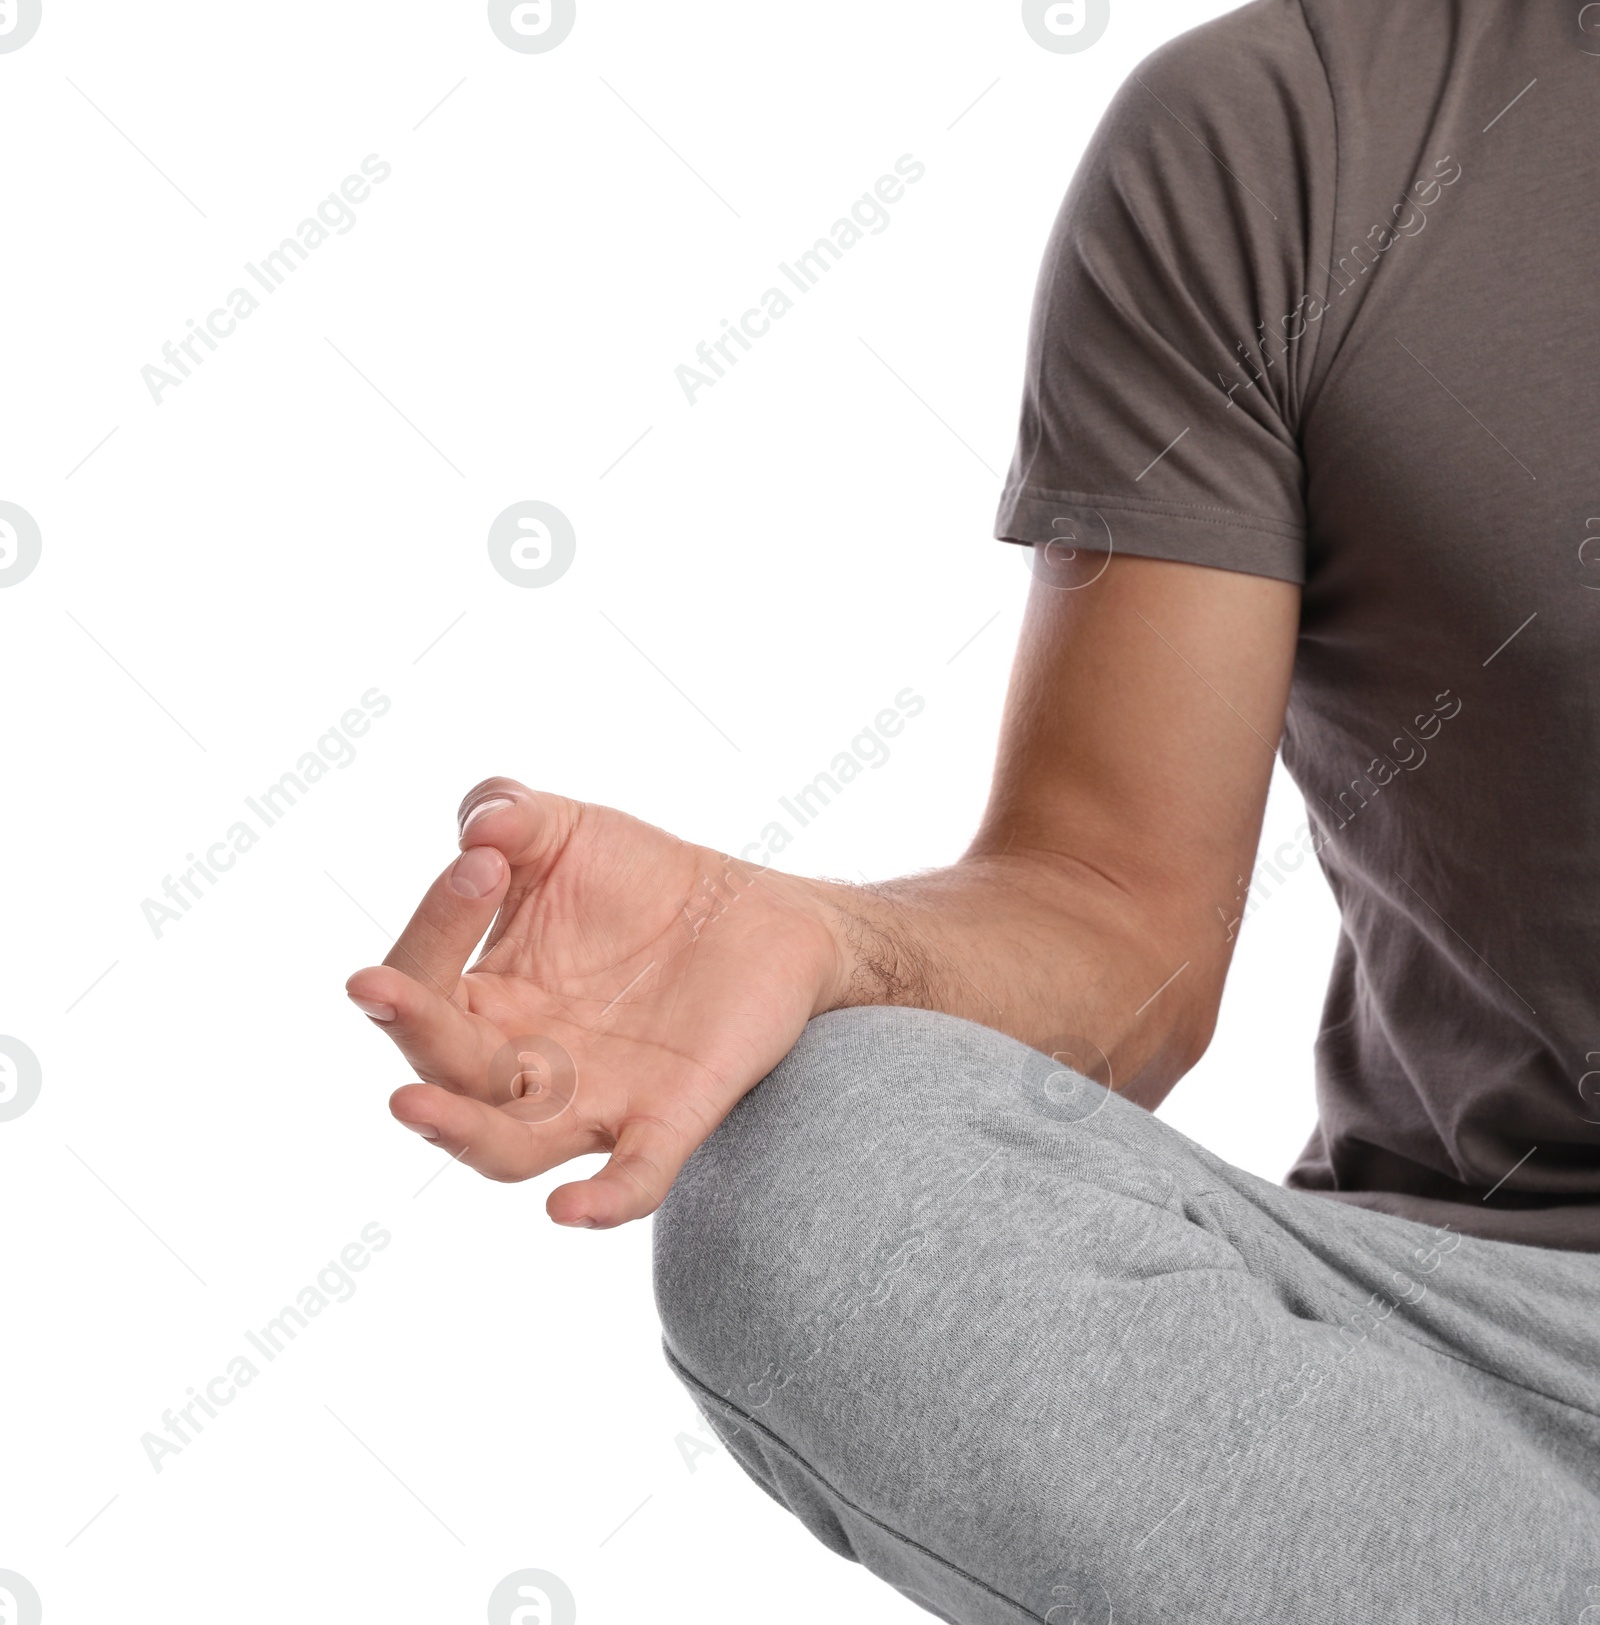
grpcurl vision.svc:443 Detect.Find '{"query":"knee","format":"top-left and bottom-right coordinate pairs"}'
top-left (648, 1007), bottom-right (1267, 1616)
top-left (652, 1005), bottom-right (1032, 1408)
top-left (651, 1002), bottom-right (1241, 1412)
top-left (652, 1004), bottom-right (1051, 1568)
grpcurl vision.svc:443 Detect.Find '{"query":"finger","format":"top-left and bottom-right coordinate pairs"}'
top-left (389, 1082), bottom-right (599, 1182)
top-left (381, 845), bottom-right (510, 999)
top-left (546, 1113), bottom-right (698, 1229)
top-left (345, 962), bottom-right (506, 1100)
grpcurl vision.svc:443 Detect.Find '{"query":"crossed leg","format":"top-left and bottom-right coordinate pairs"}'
top-left (653, 1006), bottom-right (1600, 1624)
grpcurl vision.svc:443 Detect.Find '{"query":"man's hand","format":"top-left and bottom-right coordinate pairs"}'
top-left (345, 777), bottom-right (847, 1230)
top-left (347, 554), bottom-right (1300, 1230)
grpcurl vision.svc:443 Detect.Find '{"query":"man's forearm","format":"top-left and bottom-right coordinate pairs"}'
top-left (805, 854), bottom-right (1217, 1109)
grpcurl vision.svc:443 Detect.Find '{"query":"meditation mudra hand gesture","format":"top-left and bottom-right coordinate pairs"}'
top-left (343, 549), bottom-right (1296, 1235)
top-left (345, 776), bottom-right (848, 1229)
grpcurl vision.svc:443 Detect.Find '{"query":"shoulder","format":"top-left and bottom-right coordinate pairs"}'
top-left (1147, 0), bottom-right (1321, 67)
top-left (1066, 1), bottom-right (1335, 263)
top-left (1103, 0), bottom-right (1331, 144)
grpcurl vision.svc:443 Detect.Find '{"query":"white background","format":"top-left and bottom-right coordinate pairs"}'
top-left (0, 2), bottom-right (1341, 1620)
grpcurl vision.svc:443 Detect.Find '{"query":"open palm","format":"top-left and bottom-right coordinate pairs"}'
top-left (345, 778), bottom-right (843, 1227)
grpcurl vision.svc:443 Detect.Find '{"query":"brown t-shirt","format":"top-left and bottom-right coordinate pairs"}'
top-left (995, 0), bottom-right (1600, 1251)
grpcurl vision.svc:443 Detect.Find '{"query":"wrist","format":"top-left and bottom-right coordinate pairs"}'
top-left (802, 877), bottom-right (864, 1016)
top-left (798, 875), bottom-right (932, 1019)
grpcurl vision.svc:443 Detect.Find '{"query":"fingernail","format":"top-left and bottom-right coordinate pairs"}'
top-left (460, 796), bottom-right (513, 836)
top-left (449, 846), bottom-right (504, 899)
top-left (558, 1215), bottom-right (596, 1229)
top-left (402, 1120), bottom-right (440, 1140)
top-left (349, 995), bottom-right (397, 1022)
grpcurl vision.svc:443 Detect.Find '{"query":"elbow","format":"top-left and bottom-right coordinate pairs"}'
top-left (1178, 996), bottom-right (1221, 1076)
top-left (1114, 964), bottom-right (1223, 1111)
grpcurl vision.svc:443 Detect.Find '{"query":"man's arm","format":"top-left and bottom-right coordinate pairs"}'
top-left (345, 546), bottom-right (1298, 1223)
top-left (808, 548), bottom-right (1299, 1111)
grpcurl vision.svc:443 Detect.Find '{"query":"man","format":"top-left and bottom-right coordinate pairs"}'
top-left (346, 0), bottom-right (1600, 1617)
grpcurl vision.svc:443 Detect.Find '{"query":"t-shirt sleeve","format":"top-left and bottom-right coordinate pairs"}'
top-left (994, 0), bottom-right (1336, 585)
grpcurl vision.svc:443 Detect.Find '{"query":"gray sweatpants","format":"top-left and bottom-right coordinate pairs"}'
top-left (652, 1006), bottom-right (1600, 1624)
